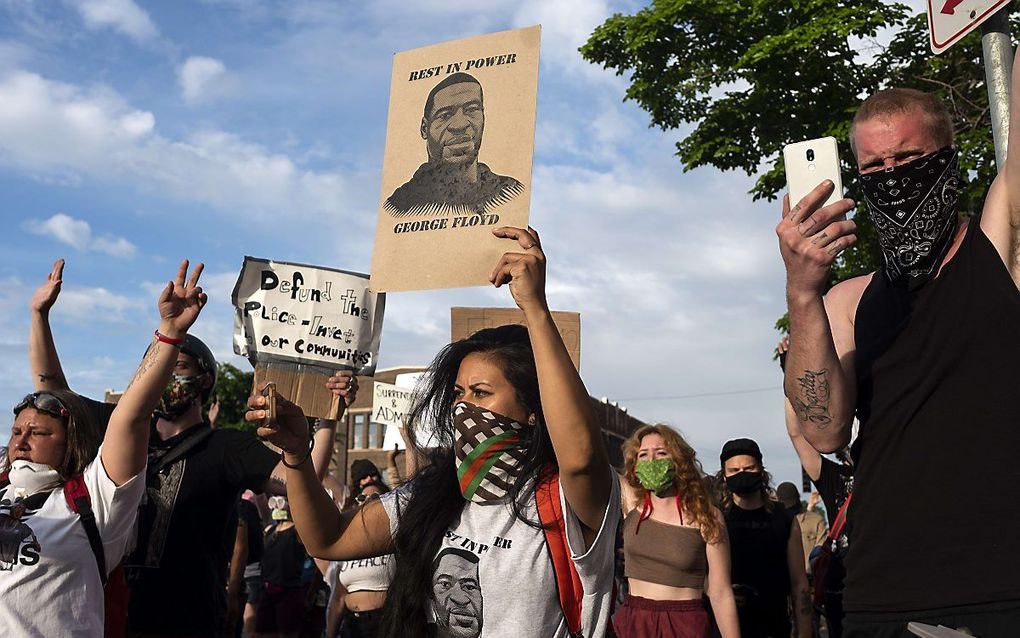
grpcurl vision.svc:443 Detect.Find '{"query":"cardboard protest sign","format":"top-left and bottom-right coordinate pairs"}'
top-left (370, 25), bottom-right (541, 292)
top-left (451, 307), bottom-right (581, 370)
top-left (381, 371), bottom-right (435, 450)
top-left (373, 382), bottom-right (413, 448)
top-left (232, 257), bottom-right (386, 418)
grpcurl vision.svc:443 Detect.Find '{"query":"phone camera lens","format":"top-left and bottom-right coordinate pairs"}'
top-left (806, 149), bottom-right (815, 161)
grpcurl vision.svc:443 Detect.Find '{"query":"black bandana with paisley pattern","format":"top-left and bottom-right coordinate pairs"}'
top-left (859, 147), bottom-right (961, 289)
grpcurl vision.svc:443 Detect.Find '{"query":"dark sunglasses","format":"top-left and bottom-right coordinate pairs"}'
top-left (354, 492), bottom-right (380, 505)
top-left (14, 392), bottom-right (70, 420)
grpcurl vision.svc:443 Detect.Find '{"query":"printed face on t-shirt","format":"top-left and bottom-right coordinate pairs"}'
top-left (432, 550), bottom-right (483, 638)
top-left (453, 353), bottom-right (530, 425)
top-left (7, 408), bottom-right (67, 469)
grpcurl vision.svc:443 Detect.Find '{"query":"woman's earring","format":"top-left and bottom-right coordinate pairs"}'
top-left (527, 414), bottom-right (537, 426)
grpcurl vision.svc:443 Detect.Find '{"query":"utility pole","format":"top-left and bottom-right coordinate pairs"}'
top-left (981, 6), bottom-right (1014, 168)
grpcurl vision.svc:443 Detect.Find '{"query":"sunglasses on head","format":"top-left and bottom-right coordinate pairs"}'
top-left (355, 492), bottom-right (380, 505)
top-left (14, 392), bottom-right (70, 420)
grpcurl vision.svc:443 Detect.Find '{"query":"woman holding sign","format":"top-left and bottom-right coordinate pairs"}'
top-left (247, 227), bottom-right (619, 638)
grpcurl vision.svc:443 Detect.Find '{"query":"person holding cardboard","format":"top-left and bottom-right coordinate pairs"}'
top-left (25, 259), bottom-right (358, 637)
top-left (777, 65), bottom-right (1020, 634)
top-left (248, 226), bottom-right (619, 638)
top-left (0, 259), bottom-right (206, 638)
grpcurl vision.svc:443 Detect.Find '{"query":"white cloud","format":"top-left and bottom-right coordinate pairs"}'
top-left (178, 56), bottom-right (230, 105)
top-left (22, 213), bottom-right (136, 258)
top-left (51, 286), bottom-right (148, 323)
top-left (75, 0), bottom-right (158, 42)
top-left (0, 71), bottom-right (347, 221)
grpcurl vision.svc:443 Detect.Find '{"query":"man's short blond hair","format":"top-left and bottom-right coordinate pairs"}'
top-left (849, 88), bottom-right (954, 157)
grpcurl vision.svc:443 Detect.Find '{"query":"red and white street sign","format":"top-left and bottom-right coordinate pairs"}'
top-left (927, 0), bottom-right (1012, 54)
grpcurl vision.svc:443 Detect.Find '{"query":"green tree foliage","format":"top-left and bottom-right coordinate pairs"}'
top-left (209, 362), bottom-right (255, 432)
top-left (581, 1), bottom-right (1008, 293)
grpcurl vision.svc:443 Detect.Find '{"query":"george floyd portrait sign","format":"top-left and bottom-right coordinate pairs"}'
top-left (370, 26), bottom-right (541, 292)
top-left (232, 257), bottom-right (386, 418)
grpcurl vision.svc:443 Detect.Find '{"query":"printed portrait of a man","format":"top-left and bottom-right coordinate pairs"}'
top-left (432, 547), bottom-right (483, 638)
top-left (385, 72), bottom-right (524, 217)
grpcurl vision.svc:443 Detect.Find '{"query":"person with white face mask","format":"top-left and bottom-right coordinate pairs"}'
top-left (0, 258), bottom-right (207, 638)
top-left (26, 259), bottom-right (356, 637)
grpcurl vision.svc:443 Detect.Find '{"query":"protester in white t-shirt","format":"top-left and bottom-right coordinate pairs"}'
top-left (0, 259), bottom-right (207, 637)
top-left (249, 226), bottom-right (620, 638)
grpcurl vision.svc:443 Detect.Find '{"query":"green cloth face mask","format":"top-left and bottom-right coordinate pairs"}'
top-left (635, 458), bottom-right (676, 496)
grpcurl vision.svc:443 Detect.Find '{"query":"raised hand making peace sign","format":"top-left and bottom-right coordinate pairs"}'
top-left (158, 259), bottom-right (208, 338)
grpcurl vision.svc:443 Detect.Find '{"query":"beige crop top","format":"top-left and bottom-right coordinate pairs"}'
top-left (623, 509), bottom-right (708, 588)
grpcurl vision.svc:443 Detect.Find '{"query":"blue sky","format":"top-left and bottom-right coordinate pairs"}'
top-left (0, 0), bottom-right (929, 491)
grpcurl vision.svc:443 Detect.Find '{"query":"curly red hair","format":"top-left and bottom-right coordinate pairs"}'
top-left (622, 424), bottom-right (723, 543)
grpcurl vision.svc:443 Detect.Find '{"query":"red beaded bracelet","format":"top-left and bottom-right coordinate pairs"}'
top-left (154, 330), bottom-right (184, 346)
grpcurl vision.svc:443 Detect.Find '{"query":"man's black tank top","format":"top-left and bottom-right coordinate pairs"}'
top-left (849, 213), bottom-right (1020, 613)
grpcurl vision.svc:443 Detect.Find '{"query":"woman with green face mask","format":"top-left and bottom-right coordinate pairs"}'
top-left (616, 425), bottom-right (741, 638)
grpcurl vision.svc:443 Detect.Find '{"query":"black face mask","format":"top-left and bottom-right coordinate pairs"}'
top-left (725, 471), bottom-right (763, 496)
top-left (859, 147), bottom-right (961, 290)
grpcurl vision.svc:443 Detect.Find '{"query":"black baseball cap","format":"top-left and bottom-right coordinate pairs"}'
top-left (720, 438), bottom-right (763, 464)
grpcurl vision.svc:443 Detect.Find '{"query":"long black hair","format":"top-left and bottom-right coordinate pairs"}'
top-left (379, 325), bottom-right (555, 638)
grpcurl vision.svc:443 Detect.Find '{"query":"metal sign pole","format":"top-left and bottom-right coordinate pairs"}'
top-left (981, 6), bottom-right (1014, 168)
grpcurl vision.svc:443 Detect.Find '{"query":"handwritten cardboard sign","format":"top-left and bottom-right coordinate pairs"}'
top-left (232, 257), bottom-right (386, 418)
top-left (370, 26), bottom-right (541, 292)
top-left (372, 381), bottom-right (412, 444)
top-left (450, 307), bottom-right (581, 370)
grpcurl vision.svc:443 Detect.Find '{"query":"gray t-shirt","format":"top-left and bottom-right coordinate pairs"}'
top-left (381, 475), bottom-right (620, 638)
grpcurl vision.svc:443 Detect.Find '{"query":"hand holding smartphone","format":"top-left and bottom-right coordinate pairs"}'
top-left (783, 136), bottom-right (844, 209)
top-left (261, 382), bottom-right (277, 426)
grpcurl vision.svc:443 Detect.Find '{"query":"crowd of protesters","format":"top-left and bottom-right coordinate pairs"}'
top-left (4, 56), bottom-right (1020, 638)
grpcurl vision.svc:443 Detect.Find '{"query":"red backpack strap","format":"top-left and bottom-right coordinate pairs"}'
top-left (536, 468), bottom-right (584, 637)
top-left (63, 476), bottom-right (108, 586)
top-left (826, 492), bottom-right (853, 544)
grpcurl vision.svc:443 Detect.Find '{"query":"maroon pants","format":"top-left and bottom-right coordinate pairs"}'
top-left (614, 595), bottom-right (712, 638)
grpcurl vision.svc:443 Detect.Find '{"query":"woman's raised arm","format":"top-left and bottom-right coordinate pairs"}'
top-left (490, 226), bottom-right (613, 537)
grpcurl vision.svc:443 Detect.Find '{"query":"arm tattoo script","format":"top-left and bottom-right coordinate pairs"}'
top-left (125, 341), bottom-right (162, 392)
top-left (792, 368), bottom-right (832, 428)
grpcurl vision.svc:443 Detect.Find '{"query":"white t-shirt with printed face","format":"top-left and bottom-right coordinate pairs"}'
top-left (0, 450), bottom-right (145, 638)
top-left (381, 475), bottom-right (620, 638)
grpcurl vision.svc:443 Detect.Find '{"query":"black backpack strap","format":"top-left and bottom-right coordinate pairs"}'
top-left (147, 426), bottom-right (214, 480)
top-left (63, 476), bottom-right (108, 586)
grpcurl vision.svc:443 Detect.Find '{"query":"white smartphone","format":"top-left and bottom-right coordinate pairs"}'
top-left (783, 136), bottom-right (844, 209)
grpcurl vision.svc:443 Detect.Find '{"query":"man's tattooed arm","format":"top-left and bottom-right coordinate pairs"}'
top-left (125, 341), bottom-right (163, 392)
top-left (792, 368), bottom-right (832, 429)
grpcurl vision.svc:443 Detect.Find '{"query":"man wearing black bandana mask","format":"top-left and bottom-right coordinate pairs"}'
top-left (26, 260), bottom-right (357, 637)
top-left (776, 59), bottom-right (1020, 636)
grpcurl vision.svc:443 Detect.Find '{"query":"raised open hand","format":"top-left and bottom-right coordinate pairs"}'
top-left (489, 226), bottom-right (547, 314)
top-left (246, 383), bottom-right (309, 455)
top-left (158, 260), bottom-right (207, 337)
top-left (30, 259), bottom-right (65, 314)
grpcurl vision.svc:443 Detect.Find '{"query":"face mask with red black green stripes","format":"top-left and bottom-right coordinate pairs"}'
top-left (453, 402), bottom-right (529, 504)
